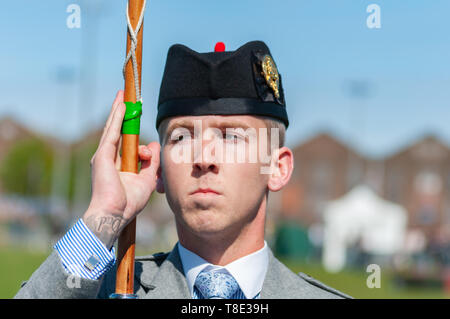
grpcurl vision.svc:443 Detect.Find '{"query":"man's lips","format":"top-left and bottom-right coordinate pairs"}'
top-left (190, 188), bottom-right (221, 195)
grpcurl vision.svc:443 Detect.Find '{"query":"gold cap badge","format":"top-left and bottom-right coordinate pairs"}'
top-left (261, 54), bottom-right (280, 99)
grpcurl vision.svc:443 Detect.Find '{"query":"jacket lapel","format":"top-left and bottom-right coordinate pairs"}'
top-left (260, 248), bottom-right (283, 298)
top-left (260, 248), bottom-right (311, 299)
top-left (140, 243), bottom-right (191, 299)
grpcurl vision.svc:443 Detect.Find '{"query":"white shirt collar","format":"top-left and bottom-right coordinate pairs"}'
top-left (177, 241), bottom-right (269, 299)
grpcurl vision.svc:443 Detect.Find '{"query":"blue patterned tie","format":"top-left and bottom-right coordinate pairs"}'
top-left (194, 270), bottom-right (240, 299)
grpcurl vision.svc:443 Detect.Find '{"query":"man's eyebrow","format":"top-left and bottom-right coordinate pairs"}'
top-left (166, 119), bottom-right (254, 137)
top-left (166, 120), bottom-right (195, 137)
top-left (209, 120), bottom-right (253, 130)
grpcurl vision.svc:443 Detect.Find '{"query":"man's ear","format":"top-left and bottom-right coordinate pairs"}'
top-left (267, 146), bottom-right (294, 192)
top-left (156, 165), bottom-right (165, 193)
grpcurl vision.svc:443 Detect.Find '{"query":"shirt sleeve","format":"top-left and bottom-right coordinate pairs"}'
top-left (54, 218), bottom-right (116, 280)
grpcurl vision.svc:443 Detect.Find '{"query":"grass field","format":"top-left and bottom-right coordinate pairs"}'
top-left (0, 247), bottom-right (448, 299)
top-left (0, 246), bottom-right (51, 298)
top-left (281, 258), bottom-right (449, 299)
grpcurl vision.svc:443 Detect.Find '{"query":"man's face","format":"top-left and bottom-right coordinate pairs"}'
top-left (158, 115), bottom-right (274, 238)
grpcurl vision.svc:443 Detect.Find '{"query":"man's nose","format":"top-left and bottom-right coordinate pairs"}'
top-left (194, 161), bottom-right (218, 173)
top-left (193, 137), bottom-right (220, 173)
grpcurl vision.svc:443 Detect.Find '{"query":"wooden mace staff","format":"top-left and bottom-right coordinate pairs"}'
top-left (110, 0), bottom-right (146, 299)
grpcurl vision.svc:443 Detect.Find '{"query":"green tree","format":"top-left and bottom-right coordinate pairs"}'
top-left (0, 138), bottom-right (54, 196)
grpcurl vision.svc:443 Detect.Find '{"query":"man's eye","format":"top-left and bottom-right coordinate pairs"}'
top-left (224, 133), bottom-right (241, 142)
top-left (172, 133), bottom-right (190, 143)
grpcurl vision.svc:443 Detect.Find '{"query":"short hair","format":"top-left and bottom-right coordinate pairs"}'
top-left (259, 116), bottom-right (286, 148)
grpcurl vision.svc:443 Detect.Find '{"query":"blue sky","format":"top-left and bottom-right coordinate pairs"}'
top-left (1, 0), bottom-right (449, 158)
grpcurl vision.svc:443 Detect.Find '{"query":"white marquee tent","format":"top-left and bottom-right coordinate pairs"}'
top-left (322, 185), bottom-right (408, 273)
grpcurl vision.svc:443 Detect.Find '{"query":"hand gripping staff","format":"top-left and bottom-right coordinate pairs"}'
top-left (110, 0), bottom-right (146, 299)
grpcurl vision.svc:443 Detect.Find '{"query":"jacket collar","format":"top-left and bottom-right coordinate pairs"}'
top-left (134, 242), bottom-right (311, 299)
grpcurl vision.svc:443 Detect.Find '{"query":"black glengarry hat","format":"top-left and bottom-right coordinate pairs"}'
top-left (156, 41), bottom-right (289, 129)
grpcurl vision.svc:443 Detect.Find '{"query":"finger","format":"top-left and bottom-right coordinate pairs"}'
top-left (115, 136), bottom-right (123, 170)
top-left (102, 101), bottom-right (126, 158)
top-left (138, 142), bottom-right (161, 182)
top-left (139, 145), bottom-right (152, 161)
top-left (99, 90), bottom-right (124, 147)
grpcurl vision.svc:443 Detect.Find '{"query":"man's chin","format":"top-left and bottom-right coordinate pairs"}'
top-left (189, 196), bottom-right (223, 210)
top-left (183, 212), bottom-right (230, 234)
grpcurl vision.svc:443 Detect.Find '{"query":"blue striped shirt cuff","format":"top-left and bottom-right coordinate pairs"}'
top-left (54, 218), bottom-right (116, 280)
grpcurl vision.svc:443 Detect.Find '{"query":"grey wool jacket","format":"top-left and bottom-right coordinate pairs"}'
top-left (14, 243), bottom-right (352, 299)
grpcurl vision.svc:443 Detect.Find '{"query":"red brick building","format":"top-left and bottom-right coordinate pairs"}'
top-left (279, 133), bottom-right (367, 226)
top-left (381, 135), bottom-right (450, 239)
top-left (276, 132), bottom-right (450, 246)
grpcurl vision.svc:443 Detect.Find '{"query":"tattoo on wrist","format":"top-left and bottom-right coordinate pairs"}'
top-left (83, 215), bottom-right (125, 249)
top-left (97, 216), bottom-right (123, 233)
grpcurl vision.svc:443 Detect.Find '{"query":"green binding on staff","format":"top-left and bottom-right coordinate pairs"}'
top-left (122, 101), bottom-right (142, 134)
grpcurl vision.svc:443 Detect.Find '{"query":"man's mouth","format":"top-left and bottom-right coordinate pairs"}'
top-left (190, 188), bottom-right (221, 195)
